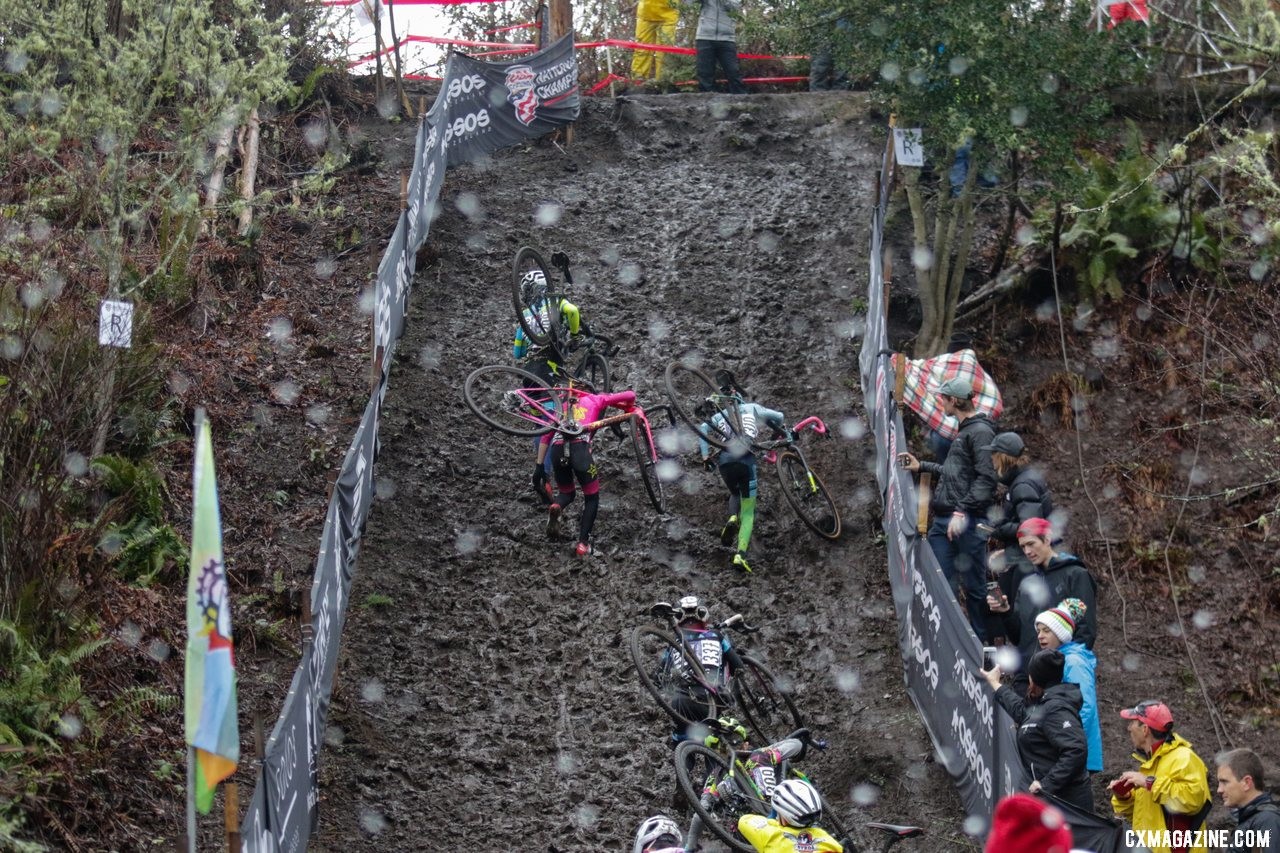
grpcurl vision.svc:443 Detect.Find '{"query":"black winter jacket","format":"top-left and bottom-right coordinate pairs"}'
top-left (995, 681), bottom-right (1092, 813)
top-left (919, 413), bottom-right (997, 516)
top-left (990, 465), bottom-right (1054, 547)
top-left (1230, 792), bottom-right (1280, 852)
top-left (1000, 553), bottom-right (1099, 667)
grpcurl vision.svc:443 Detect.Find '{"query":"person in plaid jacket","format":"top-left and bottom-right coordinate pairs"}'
top-left (898, 375), bottom-right (998, 641)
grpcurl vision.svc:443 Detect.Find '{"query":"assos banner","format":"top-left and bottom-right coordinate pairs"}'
top-left (238, 35), bottom-right (579, 852)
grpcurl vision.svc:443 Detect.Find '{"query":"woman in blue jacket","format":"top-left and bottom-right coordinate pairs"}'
top-left (1035, 598), bottom-right (1102, 773)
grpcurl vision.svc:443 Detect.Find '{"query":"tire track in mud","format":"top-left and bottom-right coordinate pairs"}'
top-left (311, 93), bottom-right (968, 851)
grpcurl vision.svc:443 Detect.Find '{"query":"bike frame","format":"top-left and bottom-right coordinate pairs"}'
top-left (500, 382), bottom-right (662, 459)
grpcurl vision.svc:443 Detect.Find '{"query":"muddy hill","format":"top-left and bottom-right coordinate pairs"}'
top-left (301, 92), bottom-right (972, 852)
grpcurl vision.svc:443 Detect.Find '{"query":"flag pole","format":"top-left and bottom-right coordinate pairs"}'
top-left (187, 737), bottom-right (198, 852)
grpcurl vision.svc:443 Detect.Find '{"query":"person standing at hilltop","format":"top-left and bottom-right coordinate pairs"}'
top-left (695, 0), bottom-right (747, 94)
top-left (631, 0), bottom-right (680, 83)
top-left (898, 375), bottom-right (998, 642)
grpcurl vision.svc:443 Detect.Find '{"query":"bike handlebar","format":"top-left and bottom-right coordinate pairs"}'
top-left (645, 603), bottom-right (756, 634)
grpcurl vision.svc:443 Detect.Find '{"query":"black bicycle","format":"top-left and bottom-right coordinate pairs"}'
top-left (629, 602), bottom-right (802, 745)
top-left (512, 246), bottom-right (615, 391)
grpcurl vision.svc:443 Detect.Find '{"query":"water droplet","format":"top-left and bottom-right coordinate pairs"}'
top-left (963, 814), bottom-right (989, 837)
top-left (100, 531), bottom-right (124, 556)
top-left (839, 418), bottom-right (866, 440)
top-left (272, 380), bottom-right (300, 405)
top-left (325, 725), bottom-right (346, 747)
top-left (1123, 653), bottom-right (1141, 671)
top-left (880, 62), bottom-right (901, 82)
top-left (306, 404), bottom-right (331, 425)
top-left (268, 317), bottom-right (293, 345)
top-left (648, 318), bottom-right (670, 341)
top-left (1010, 105), bottom-right (1029, 127)
top-left (64, 451), bottom-right (88, 477)
top-left (361, 680), bottom-right (386, 703)
top-left (757, 231), bottom-right (780, 252)
top-left (39, 90), bottom-right (63, 117)
top-left (1192, 610), bottom-right (1215, 630)
top-left (851, 783), bottom-right (879, 806)
top-left (375, 478), bottom-right (396, 500)
top-left (58, 714), bottom-right (83, 739)
top-left (912, 246), bottom-right (934, 270)
top-left (949, 56), bottom-right (971, 75)
top-left (303, 121), bottom-right (327, 149)
top-left (834, 668), bottom-right (861, 693)
top-left (1040, 73), bottom-right (1060, 94)
top-left (119, 620), bottom-right (142, 647)
top-left (418, 343), bottom-right (442, 369)
top-left (314, 258), bottom-right (337, 279)
top-left (358, 286), bottom-right (375, 314)
top-left (908, 68), bottom-right (927, 87)
top-left (359, 808), bottom-right (388, 835)
top-left (535, 202), bottom-right (563, 226)
top-left (455, 192), bottom-right (483, 220)
top-left (457, 529), bottom-right (483, 554)
top-left (619, 263), bottom-right (642, 286)
top-left (657, 459), bottom-right (683, 482)
top-left (5, 48), bottom-right (30, 73)
top-left (148, 639), bottom-right (171, 662)
top-left (574, 803), bottom-right (600, 828)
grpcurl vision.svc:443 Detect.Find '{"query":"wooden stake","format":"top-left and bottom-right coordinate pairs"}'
top-left (892, 353), bottom-right (907, 404)
top-left (916, 472), bottom-right (932, 535)
top-left (399, 171), bottom-right (408, 211)
top-left (223, 782), bottom-right (240, 852)
top-left (253, 711), bottom-right (265, 763)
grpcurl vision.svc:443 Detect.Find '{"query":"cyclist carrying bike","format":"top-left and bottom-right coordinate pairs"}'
top-left (538, 387), bottom-right (637, 557)
top-left (662, 595), bottom-right (746, 739)
top-left (697, 370), bottom-right (792, 574)
top-left (632, 814), bottom-right (687, 853)
top-left (738, 778), bottom-right (843, 852)
top-left (512, 268), bottom-right (590, 385)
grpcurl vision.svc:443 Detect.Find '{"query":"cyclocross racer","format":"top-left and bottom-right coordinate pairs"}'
top-left (738, 779), bottom-right (843, 852)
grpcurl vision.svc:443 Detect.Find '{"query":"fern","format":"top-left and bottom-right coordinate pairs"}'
top-left (108, 686), bottom-right (178, 721)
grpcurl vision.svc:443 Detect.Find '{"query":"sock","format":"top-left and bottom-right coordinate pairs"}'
top-left (737, 496), bottom-right (756, 553)
top-left (579, 493), bottom-right (599, 542)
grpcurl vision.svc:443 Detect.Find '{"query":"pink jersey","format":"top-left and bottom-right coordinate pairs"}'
top-left (541, 390), bottom-right (636, 445)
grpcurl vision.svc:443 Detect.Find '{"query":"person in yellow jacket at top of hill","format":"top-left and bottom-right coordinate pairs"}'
top-left (631, 0), bottom-right (680, 80)
top-left (1108, 700), bottom-right (1212, 853)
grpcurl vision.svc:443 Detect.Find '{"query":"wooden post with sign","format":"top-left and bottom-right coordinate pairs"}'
top-left (223, 782), bottom-right (240, 852)
top-left (549, 0), bottom-right (575, 146)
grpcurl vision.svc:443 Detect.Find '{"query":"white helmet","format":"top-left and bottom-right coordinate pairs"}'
top-left (520, 269), bottom-right (547, 301)
top-left (678, 595), bottom-right (709, 623)
top-left (771, 779), bottom-right (823, 828)
top-left (632, 815), bottom-right (683, 853)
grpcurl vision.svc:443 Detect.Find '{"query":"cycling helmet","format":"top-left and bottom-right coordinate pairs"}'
top-left (632, 815), bottom-right (683, 853)
top-left (771, 779), bottom-right (823, 828)
top-left (677, 595), bottom-right (709, 623)
top-left (520, 269), bottom-right (548, 302)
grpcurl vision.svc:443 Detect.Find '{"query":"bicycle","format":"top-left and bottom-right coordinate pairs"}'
top-left (462, 364), bottom-right (668, 513)
top-left (512, 246), bottom-right (614, 391)
top-left (629, 601), bottom-right (802, 745)
top-left (664, 362), bottom-right (842, 541)
top-left (675, 719), bottom-right (924, 853)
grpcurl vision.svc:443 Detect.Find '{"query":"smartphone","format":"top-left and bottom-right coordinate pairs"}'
top-left (982, 646), bottom-right (998, 670)
top-left (897, 453), bottom-right (910, 468)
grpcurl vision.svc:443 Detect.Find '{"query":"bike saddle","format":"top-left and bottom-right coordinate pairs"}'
top-left (866, 822), bottom-right (924, 838)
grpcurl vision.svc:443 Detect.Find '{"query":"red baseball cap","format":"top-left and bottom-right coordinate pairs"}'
top-left (1120, 700), bottom-right (1174, 734)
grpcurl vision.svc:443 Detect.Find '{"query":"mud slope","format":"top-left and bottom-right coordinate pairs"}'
top-left (312, 92), bottom-right (968, 852)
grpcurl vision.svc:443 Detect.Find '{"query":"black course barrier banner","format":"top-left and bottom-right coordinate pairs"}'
top-left (856, 134), bottom-right (1136, 850)
top-left (238, 34), bottom-right (578, 851)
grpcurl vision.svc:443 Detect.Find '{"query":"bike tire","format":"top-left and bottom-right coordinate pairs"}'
top-left (572, 350), bottom-right (610, 393)
top-left (512, 246), bottom-right (564, 350)
top-left (629, 627), bottom-right (705, 727)
top-left (776, 450), bottom-right (842, 540)
top-left (674, 742), bottom-right (757, 853)
top-left (732, 654), bottom-right (804, 746)
top-left (630, 414), bottom-right (666, 514)
top-left (463, 365), bottom-right (557, 438)
top-left (663, 361), bottom-right (743, 452)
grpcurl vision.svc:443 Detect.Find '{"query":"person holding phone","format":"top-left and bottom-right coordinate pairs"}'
top-left (981, 649), bottom-right (1093, 813)
top-left (982, 431), bottom-right (1054, 603)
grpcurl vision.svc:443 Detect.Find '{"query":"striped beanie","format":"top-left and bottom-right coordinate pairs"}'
top-left (1035, 598), bottom-right (1086, 645)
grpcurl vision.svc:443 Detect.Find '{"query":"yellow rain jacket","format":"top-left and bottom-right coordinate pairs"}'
top-left (631, 0), bottom-right (680, 78)
top-left (737, 814), bottom-right (842, 852)
top-left (1110, 733), bottom-right (1211, 853)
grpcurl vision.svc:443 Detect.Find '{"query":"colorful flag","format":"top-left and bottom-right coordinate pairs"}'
top-left (184, 412), bottom-right (239, 814)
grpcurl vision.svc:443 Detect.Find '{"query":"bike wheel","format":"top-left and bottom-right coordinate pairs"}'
top-left (732, 654), bottom-right (803, 746)
top-left (463, 365), bottom-right (557, 437)
top-left (776, 450), bottom-right (842, 540)
top-left (572, 351), bottom-right (610, 393)
top-left (512, 246), bottom-right (563, 350)
top-left (630, 414), bottom-right (666, 513)
top-left (629, 628), bottom-right (704, 727)
top-left (663, 361), bottom-right (742, 452)
top-left (674, 743), bottom-right (757, 853)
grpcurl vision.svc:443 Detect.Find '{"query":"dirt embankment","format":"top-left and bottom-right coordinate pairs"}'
top-left (303, 92), bottom-right (974, 852)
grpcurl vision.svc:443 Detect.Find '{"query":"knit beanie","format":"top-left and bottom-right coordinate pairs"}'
top-left (1017, 517), bottom-right (1053, 539)
top-left (984, 794), bottom-right (1074, 853)
top-left (1027, 649), bottom-right (1065, 689)
top-left (1035, 598), bottom-right (1087, 645)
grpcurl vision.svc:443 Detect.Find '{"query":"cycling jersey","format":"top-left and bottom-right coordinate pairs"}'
top-left (539, 390), bottom-right (636, 448)
top-left (737, 815), bottom-right (843, 853)
top-left (512, 297), bottom-right (581, 360)
top-left (699, 402), bottom-right (786, 461)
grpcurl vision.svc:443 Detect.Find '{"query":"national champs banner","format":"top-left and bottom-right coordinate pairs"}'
top-left (857, 137), bottom-right (1133, 850)
top-left (238, 36), bottom-right (578, 851)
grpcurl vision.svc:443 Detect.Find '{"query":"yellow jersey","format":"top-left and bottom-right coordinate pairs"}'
top-left (737, 814), bottom-right (843, 853)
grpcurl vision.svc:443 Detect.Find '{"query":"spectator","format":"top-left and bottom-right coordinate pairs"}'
top-left (987, 518), bottom-right (1097, 695)
top-left (984, 793), bottom-right (1074, 853)
top-left (1108, 701), bottom-right (1212, 853)
top-left (983, 649), bottom-right (1093, 814)
top-left (899, 375), bottom-right (998, 641)
top-left (695, 0), bottom-right (747, 94)
top-left (1215, 748), bottom-right (1280, 853)
top-left (1034, 599), bottom-right (1102, 773)
top-left (982, 431), bottom-right (1054, 595)
top-left (807, 17), bottom-right (851, 91)
top-left (630, 0), bottom-right (680, 82)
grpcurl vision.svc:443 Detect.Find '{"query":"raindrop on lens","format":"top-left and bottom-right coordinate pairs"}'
top-left (948, 56), bottom-right (970, 75)
top-left (314, 258), bottom-right (337, 279)
top-left (1187, 564), bottom-right (1206, 583)
top-left (964, 815), bottom-right (989, 837)
top-left (5, 49), bottom-right (29, 73)
top-left (657, 459), bottom-right (682, 482)
top-left (851, 783), bottom-right (879, 806)
top-left (457, 529), bottom-right (482, 554)
top-left (1040, 73), bottom-right (1060, 94)
top-left (1136, 304), bottom-right (1153, 321)
top-left (58, 714), bottom-right (83, 739)
top-left (1, 336), bottom-right (23, 359)
top-left (306, 404), bottom-right (331, 425)
top-left (1250, 260), bottom-right (1269, 282)
top-left (455, 192), bottom-right (482, 220)
top-left (39, 90), bottom-right (63, 117)
top-left (268, 317), bottom-right (293, 344)
top-left (100, 531), bottom-right (125, 556)
top-left (148, 639), bottom-right (171, 662)
top-left (419, 343), bottom-right (442, 369)
top-left (758, 231), bottom-right (780, 252)
top-left (839, 417), bottom-right (866, 440)
top-left (361, 680), bottom-right (386, 703)
top-left (119, 621), bottom-right (143, 647)
top-left (1016, 224), bottom-right (1037, 246)
top-left (325, 725), bottom-right (346, 747)
top-left (619, 263), bottom-right (643, 286)
top-left (64, 452), bottom-right (88, 477)
top-left (557, 753), bottom-right (577, 774)
top-left (908, 68), bottom-right (927, 87)
top-left (273, 380), bottom-right (300, 405)
top-left (1192, 610), bottom-right (1215, 630)
top-left (834, 668), bottom-right (861, 693)
top-left (1010, 105), bottom-right (1029, 127)
top-left (880, 62), bottom-right (901, 82)
top-left (359, 809), bottom-right (388, 835)
top-left (535, 202), bottom-right (563, 226)
top-left (1123, 653), bottom-right (1141, 671)
top-left (358, 287), bottom-right (375, 314)
top-left (375, 478), bottom-right (396, 500)
top-left (912, 246), bottom-right (934, 271)
top-left (574, 804), bottom-right (600, 828)
top-left (303, 121), bottom-right (326, 148)
top-left (29, 218), bottom-right (52, 242)
top-left (649, 318), bottom-right (670, 341)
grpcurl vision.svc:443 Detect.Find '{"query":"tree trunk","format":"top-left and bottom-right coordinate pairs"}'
top-left (201, 120), bottom-right (236, 235)
top-left (386, 0), bottom-right (411, 117)
top-left (940, 165), bottom-right (980, 349)
top-left (236, 106), bottom-right (261, 237)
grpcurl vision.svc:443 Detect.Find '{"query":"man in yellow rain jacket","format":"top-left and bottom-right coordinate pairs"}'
top-left (631, 0), bottom-right (680, 80)
top-left (1109, 700), bottom-right (1212, 853)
